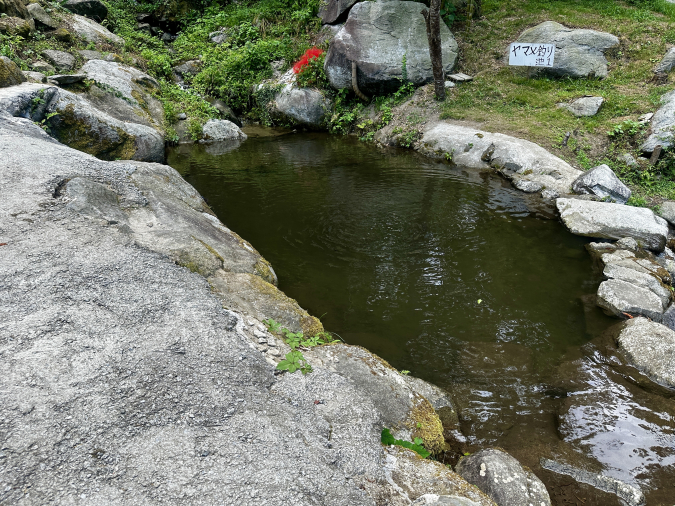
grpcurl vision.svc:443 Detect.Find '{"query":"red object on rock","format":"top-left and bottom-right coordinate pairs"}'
top-left (293, 48), bottom-right (324, 74)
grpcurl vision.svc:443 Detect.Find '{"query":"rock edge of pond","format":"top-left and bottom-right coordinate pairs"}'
top-left (0, 106), bottom-right (506, 505)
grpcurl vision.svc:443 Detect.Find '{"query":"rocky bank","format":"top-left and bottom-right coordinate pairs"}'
top-left (0, 95), bottom-right (505, 504)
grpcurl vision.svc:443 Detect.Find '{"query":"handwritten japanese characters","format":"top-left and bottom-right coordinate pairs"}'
top-left (509, 43), bottom-right (556, 67)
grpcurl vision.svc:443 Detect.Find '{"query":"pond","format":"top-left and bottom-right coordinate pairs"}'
top-left (167, 131), bottom-right (675, 505)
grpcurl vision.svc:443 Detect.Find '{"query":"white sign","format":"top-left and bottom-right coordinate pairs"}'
top-left (509, 43), bottom-right (555, 67)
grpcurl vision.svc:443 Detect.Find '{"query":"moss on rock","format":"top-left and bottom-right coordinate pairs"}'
top-left (0, 56), bottom-right (26, 87)
top-left (49, 102), bottom-right (137, 161)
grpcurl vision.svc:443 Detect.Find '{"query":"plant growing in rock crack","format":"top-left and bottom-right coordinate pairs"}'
top-left (277, 350), bottom-right (313, 375)
top-left (264, 319), bottom-right (336, 375)
top-left (381, 428), bottom-right (430, 458)
top-left (35, 112), bottom-right (58, 134)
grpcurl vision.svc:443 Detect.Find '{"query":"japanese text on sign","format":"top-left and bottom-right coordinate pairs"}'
top-left (509, 43), bottom-right (555, 67)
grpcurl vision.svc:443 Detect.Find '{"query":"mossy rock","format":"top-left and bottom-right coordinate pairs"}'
top-left (0, 56), bottom-right (26, 88)
top-left (50, 27), bottom-right (73, 43)
top-left (47, 102), bottom-right (137, 161)
top-left (0, 15), bottom-right (33, 37)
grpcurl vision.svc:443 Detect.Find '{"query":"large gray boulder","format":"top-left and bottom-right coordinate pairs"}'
top-left (64, 0), bottom-right (107, 22)
top-left (616, 318), bottom-right (675, 388)
top-left (556, 198), bottom-right (669, 251)
top-left (319, 0), bottom-right (358, 24)
top-left (513, 21), bottom-right (619, 78)
top-left (41, 49), bottom-right (75, 71)
top-left (418, 123), bottom-right (582, 196)
top-left (571, 164), bottom-right (631, 204)
top-left (0, 56), bottom-right (26, 87)
top-left (325, 1), bottom-right (459, 95)
top-left (272, 84), bottom-right (333, 128)
top-left (0, 83), bottom-right (164, 162)
top-left (81, 60), bottom-right (164, 131)
top-left (202, 119), bottom-right (247, 141)
top-left (68, 13), bottom-right (124, 45)
top-left (641, 89), bottom-right (675, 153)
top-left (456, 448), bottom-right (551, 506)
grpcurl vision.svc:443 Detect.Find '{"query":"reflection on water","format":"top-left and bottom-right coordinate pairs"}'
top-left (167, 133), bottom-right (675, 504)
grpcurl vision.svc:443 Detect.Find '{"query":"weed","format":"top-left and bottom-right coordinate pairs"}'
top-left (608, 120), bottom-right (645, 139)
top-left (277, 351), bottom-right (313, 374)
top-left (264, 318), bottom-right (336, 374)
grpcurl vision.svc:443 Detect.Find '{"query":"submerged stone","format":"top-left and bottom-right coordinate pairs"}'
top-left (456, 448), bottom-right (551, 506)
top-left (616, 317), bottom-right (675, 388)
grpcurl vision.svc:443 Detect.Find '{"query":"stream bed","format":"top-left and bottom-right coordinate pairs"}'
top-left (167, 132), bottom-right (675, 505)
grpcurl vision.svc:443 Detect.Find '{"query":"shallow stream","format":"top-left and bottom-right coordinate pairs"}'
top-left (167, 132), bottom-right (675, 505)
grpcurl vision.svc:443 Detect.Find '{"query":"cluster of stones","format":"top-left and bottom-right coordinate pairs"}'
top-left (555, 165), bottom-right (675, 392)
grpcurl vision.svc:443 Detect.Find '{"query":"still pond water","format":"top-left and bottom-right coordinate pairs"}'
top-left (168, 132), bottom-right (675, 505)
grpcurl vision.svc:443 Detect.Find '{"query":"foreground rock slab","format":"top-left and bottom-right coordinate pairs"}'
top-left (325, 0), bottom-right (458, 95)
top-left (0, 104), bottom-right (496, 506)
top-left (556, 198), bottom-right (668, 251)
top-left (456, 448), bottom-right (551, 506)
top-left (513, 21), bottom-right (619, 78)
top-left (616, 317), bottom-right (675, 388)
top-left (419, 122), bottom-right (582, 195)
top-left (571, 164), bottom-right (631, 204)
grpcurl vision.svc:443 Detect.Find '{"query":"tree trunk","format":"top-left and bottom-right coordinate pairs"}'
top-left (422, 0), bottom-right (445, 101)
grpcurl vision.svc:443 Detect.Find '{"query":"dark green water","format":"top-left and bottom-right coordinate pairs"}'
top-left (167, 133), bottom-right (675, 504)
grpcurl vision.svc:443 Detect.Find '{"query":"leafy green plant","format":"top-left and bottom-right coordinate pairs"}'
top-left (277, 351), bottom-right (313, 374)
top-left (381, 428), bottom-right (430, 458)
top-left (627, 195), bottom-right (648, 207)
top-left (264, 318), bottom-right (283, 333)
top-left (35, 111), bottom-right (59, 134)
top-left (608, 119), bottom-right (645, 139)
